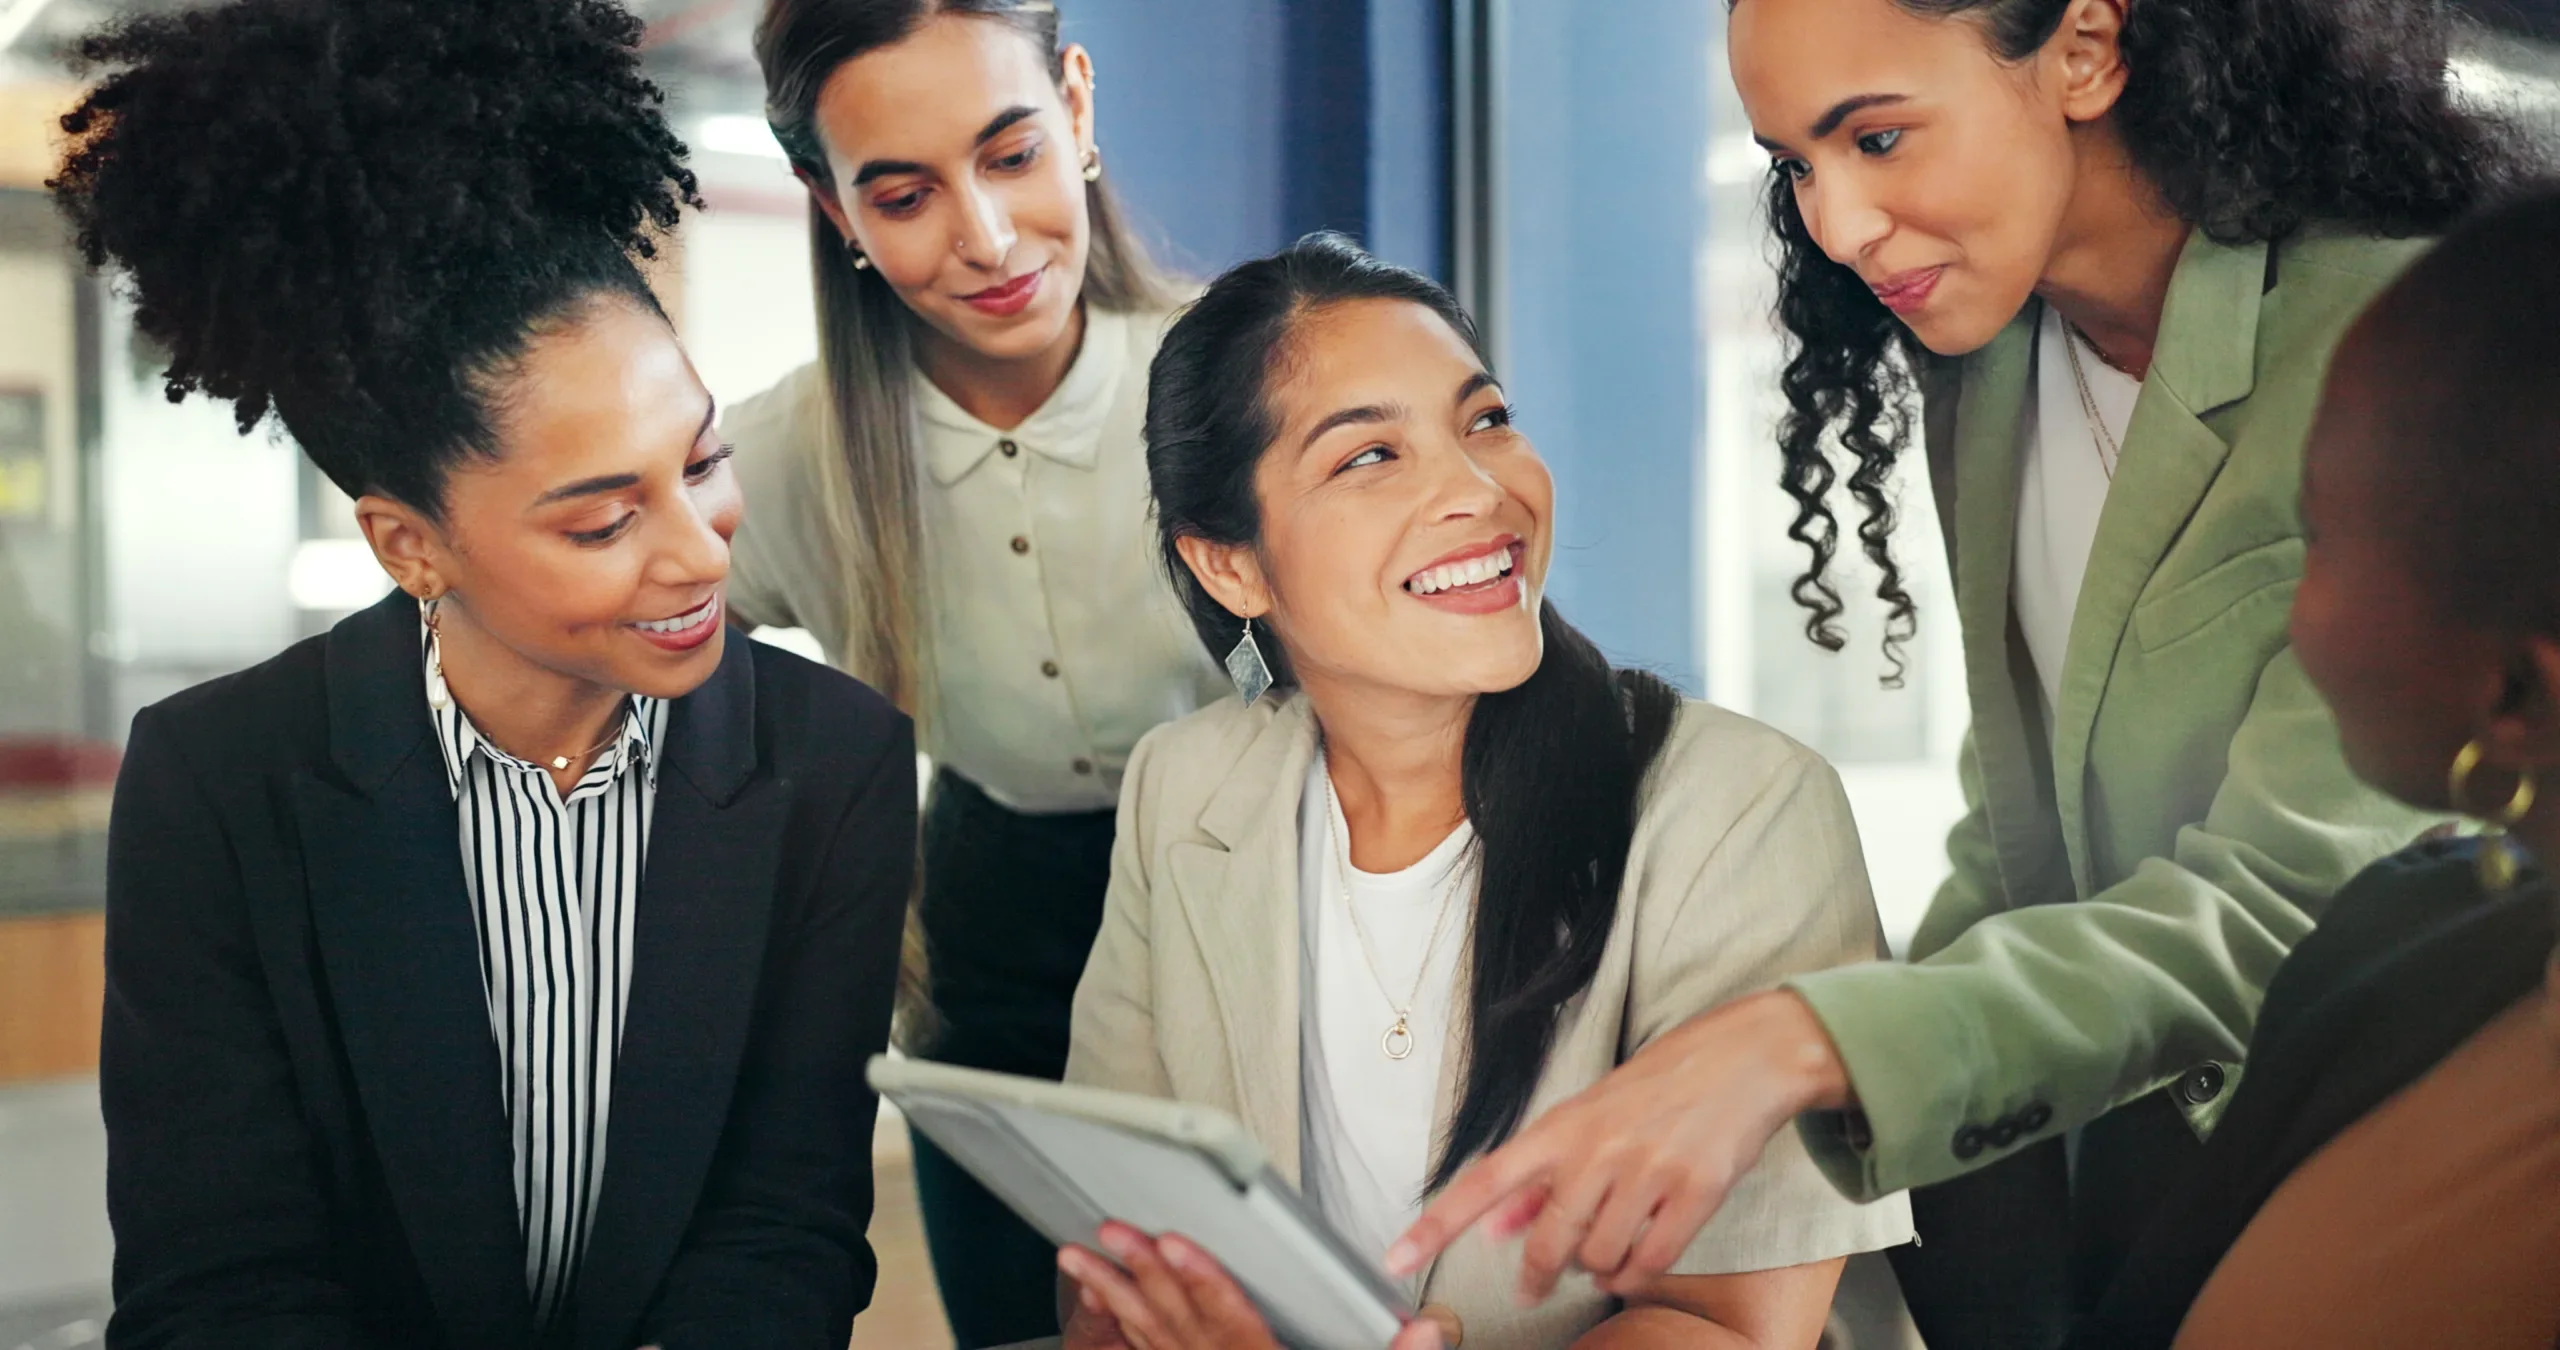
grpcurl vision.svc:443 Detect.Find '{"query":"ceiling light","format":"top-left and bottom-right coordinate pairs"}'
top-left (288, 539), bottom-right (392, 613)
top-left (698, 114), bottom-right (789, 162)
top-left (0, 0), bottom-right (60, 53)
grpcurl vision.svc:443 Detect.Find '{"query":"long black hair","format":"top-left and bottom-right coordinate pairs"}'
top-left (49, 0), bottom-right (699, 515)
top-left (1762, 0), bottom-right (2532, 673)
top-left (1147, 233), bottom-right (1682, 1189)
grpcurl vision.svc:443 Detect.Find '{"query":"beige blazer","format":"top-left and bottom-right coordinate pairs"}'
top-left (1066, 692), bottom-right (1914, 1350)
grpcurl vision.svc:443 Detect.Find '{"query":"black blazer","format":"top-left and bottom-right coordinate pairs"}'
top-left (2066, 839), bottom-right (2557, 1349)
top-left (100, 591), bottom-right (915, 1350)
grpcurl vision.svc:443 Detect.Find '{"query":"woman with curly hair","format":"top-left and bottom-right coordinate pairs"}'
top-left (55, 1), bottom-right (913, 1346)
top-left (1387, 0), bottom-right (2535, 1344)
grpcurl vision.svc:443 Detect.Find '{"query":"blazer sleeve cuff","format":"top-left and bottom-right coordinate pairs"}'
top-left (1785, 960), bottom-right (2039, 1198)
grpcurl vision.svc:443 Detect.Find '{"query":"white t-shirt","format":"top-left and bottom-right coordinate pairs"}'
top-left (1295, 751), bottom-right (1473, 1296)
top-left (2013, 304), bottom-right (2141, 724)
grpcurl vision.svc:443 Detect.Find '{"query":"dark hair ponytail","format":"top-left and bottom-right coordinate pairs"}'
top-left (1147, 234), bottom-right (1682, 1189)
top-left (50, 0), bottom-right (698, 515)
top-left (1759, 0), bottom-right (2533, 673)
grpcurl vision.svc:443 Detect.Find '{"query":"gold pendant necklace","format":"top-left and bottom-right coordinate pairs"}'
top-left (548, 722), bottom-right (627, 773)
top-left (426, 628), bottom-right (626, 774)
top-left (1324, 762), bottom-right (1464, 1062)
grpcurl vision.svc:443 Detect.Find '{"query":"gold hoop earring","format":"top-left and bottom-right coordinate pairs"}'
top-left (1082, 147), bottom-right (1103, 183)
top-left (2449, 738), bottom-right (2538, 891)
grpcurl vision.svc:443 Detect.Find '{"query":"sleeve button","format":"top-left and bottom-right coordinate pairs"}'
top-left (1952, 1126), bottom-right (1986, 1161)
top-left (2179, 1063), bottom-right (2227, 1106)
top-left (1987, 1120), bottom-right (2021, 1148)
top-left (2020, 1102), bottom-right (2054, 1132)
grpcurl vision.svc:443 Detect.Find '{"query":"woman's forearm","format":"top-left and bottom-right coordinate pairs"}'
top-left (1569, 1305), bottom-right (1762, 1350)
top-left (1567, 1260), bottom-right (1842, 1350)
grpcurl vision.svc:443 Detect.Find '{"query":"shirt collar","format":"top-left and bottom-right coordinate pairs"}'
top-left (421, 610), bottom-right (663, 802)
top-left (915, 305), bottom-right (1128, 486)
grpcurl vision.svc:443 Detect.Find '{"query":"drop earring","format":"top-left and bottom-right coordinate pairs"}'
top-left (2449, 738), bottom-right (2538, 891)
top-left (851, 251), bottom-right (873, 271)
top-left (1225, 617), bottom-right (1272, 705)
top-left (418, 591), bottom-right (453, 712)
top-left (1081, 147), bottom-right (1104, 183)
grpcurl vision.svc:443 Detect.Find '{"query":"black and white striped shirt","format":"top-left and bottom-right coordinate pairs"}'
top-left (424, 618), bottom-right (667, 1326)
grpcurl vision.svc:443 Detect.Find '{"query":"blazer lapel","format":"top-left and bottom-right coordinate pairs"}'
top-left (2048, 231), bottom-right (2264, 892)
top-left (573, 638), bottom-right (784, 1350)
top-left (1945, 314), bottom-right (2063, 904)
top-left (1165, 697), bottom-right (1318, 1183)
top-left (296, 593), bottom-right (534, 1349)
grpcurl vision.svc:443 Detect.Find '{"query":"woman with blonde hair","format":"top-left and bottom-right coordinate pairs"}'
top-left (727, 1), bottom-right (1225, 1343)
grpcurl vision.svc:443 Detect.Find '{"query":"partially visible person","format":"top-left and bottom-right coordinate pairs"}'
top-left (57, 2), bottom-right (912, 1346)
top-left (1056, 235), bottom-right (1912, 1350)
top-left (734, 5), bottom-right (1224, 1340)
top-left (1388, 0), bottom-right (2529, 1340)
top-left (2066, 189), bottom-right (2560, 1350)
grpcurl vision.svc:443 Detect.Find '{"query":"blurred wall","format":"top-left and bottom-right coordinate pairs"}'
top-left (1061, 0), bottom-right (1448, 280)
top-left (1497, 0), bottom-right (1709, 692)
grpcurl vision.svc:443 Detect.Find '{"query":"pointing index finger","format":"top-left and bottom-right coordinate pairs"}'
top-left (1387, 1137), bottom-right (1555, 1277)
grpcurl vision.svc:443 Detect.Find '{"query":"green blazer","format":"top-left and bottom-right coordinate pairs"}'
top-left (1788, 226), bottom-right (2442, 1200)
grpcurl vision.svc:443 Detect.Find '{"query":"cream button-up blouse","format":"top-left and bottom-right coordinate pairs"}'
top-left (723, 303), bottom-right (1229, 814)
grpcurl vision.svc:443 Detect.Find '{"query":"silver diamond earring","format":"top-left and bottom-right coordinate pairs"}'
top-left (1224, 617), bottom-right (1273, 705)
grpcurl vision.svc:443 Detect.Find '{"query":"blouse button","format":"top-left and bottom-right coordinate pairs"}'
top-left (1010, 535), bottom-right (1031, 555)
top-left (1041, 660), bottom-right (1061, 679)
top-left (1072, 758), bottom-right (1095, 776)
top-left (999, 439), bottom-right (1020, 458)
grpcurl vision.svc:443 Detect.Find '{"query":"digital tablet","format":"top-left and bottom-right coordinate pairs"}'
top-left (866, 1056), bottom-right (1414, 1350)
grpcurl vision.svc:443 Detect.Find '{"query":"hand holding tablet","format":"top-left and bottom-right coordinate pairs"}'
top-left (866, 1056), bottom-right (1447, 1350)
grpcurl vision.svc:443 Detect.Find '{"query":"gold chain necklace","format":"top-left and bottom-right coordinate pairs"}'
top-left (1323, 765), bottom-right (1466, 1062)
top-left (427, 629), bottom-right (629, 773)
top-left (541, 721), bottom-right (630, 774)
top-left (2060, 320), bottom-right (2124, 481)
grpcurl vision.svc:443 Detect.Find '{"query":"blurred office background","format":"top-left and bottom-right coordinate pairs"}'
top-left (4, 2), bottom-right (2558, 1347)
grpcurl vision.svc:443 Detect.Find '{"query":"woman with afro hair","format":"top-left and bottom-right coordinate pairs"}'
top-left (1389, 0), bottom-right (2541, 1346)
top-left (55, 1), bottom-right (913, 1346)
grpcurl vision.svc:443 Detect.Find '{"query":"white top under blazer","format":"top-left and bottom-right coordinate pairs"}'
top-left (1068, 691), bottom-right (1916, 1350)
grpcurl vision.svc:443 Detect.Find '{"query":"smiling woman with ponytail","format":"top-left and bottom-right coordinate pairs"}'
top-left (1056, 234), bottom-right (1912, 1350)
top-left (722, 2), bottom-right (1227, 1344)
top-left (1390, 0), bottom-right (2540, 1344)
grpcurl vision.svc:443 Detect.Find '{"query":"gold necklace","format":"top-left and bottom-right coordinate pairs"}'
top-left (2060, 320), bottom-right (2125, 481)
top-left (1324, 766), bottom-right (1466, 1062)
top-left (426, 632), bottom-right (628, 773)
top-left (544, 719), bottom-right (630, 773)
